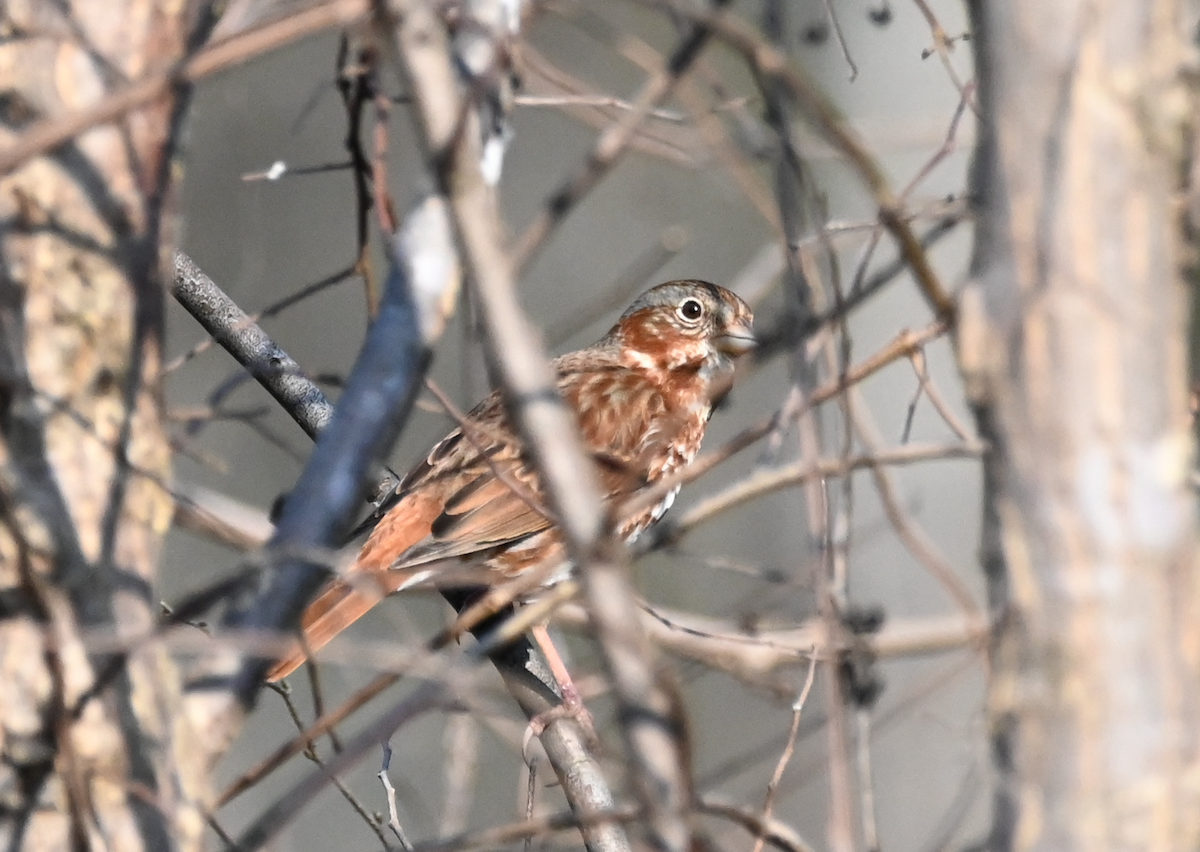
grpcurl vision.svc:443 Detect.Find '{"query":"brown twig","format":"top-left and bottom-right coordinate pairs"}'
top-left (172, 483), bottom-right (272, 552)
top-left (216, 669), bottom-right (401, 807)
top-left (627, 321), bottom-right (950, 533)
top-left (906, 347), bottom-right (975, 442)
top-left (817, 0), bottom-right (858, 80)
top-left (848, 80), bottom-right (973, 298)
top-left (844, 388), bottom-right (981, 615)
top-left (271, 682), bottom-right (391, 850)
top-left (677, 74), bottom-right (781, 233)
top-left (512, 0), bottom-right (731, 273)
top-left (752, 656), bottom-right (818, 852)
top-left (630, 606), bottom-right (987, 678)
top-left (909, 0), bottom-right (975, 107)
top-left (547, 225), bottom-right (691, 348)
top-left (696, 652), bottom-right (977, 793)
top-left (661, 441), bottom-right (985, 546)
top-left (336, 37), bottom-right (383, 316)
top-left (695, 799), bottom-right (817, 852)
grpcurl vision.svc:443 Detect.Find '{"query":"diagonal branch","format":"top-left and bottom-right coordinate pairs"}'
top-left (171, 252), bottom-right (336, 443)
top-left (378, 2), bottom-right (699, 850)
top-left (180, 232), bottom-right (430, 767)
top-left (512, 0), bottom-right (731, 273)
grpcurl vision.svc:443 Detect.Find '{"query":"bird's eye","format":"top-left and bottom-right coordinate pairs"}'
top-left (678, 298), bottom-right (704, 322)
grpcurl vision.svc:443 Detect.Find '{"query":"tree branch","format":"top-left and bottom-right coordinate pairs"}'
top-left (181, 241), bottom-right (430, 762)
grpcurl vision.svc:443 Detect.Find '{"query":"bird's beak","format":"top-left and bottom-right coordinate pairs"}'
top-left (715, 322), bottom-right (756, 356)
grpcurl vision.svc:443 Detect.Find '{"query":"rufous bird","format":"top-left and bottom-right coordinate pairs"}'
top-left (267, 281), bottom-right (755, 697)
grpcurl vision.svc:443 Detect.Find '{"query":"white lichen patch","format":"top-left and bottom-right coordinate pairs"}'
top-left (1076, 432), bottom-right (1192, 554)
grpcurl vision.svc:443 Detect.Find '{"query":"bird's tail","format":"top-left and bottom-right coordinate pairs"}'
top-left (266, 572), bottom-right (411, 682)
top-left (266, 491), bottom-right (445, 682)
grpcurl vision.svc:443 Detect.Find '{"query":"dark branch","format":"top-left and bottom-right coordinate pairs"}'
top-left (182, 248), bottom-right (429, 707)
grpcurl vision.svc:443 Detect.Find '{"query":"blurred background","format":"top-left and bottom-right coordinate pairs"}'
top-left (169, 2), bottom-right (982, 849)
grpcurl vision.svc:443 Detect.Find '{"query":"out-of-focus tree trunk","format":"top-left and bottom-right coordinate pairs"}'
top-left (0, 2), bottom-right (208, 850)
top-left (961, 2), bottom-right (1200, 849)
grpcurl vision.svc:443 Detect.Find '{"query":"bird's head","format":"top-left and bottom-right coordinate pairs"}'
top-left (606, 280), bottom-right (755, 378)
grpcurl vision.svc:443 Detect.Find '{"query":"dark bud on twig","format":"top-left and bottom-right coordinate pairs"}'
top-left (841, 604), bottom-right (886, 709)
top-left (800, 21), bottom-right (830, 46)
top-left (868, 3), bottom-right (893, 26)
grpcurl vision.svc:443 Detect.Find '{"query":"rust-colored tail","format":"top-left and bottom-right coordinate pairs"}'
top-left (266, 492), bottom-right (443, 682)
top-left (266, 572), bottom-right (412, 681)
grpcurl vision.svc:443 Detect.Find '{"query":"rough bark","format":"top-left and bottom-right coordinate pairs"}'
top-left (961, 2), bottom-right (1200, 849)
top-left (0, 2), bottom-right (209, 849)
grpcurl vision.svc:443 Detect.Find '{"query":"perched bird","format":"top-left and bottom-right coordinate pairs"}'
top-left (267, 280), bottom-right (755, 685)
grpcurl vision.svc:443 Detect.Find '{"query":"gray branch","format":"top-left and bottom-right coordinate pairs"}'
top-left (172, 251), bottom-right (335, 442)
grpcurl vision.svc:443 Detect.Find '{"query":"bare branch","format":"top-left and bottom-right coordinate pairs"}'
top-left (381, 1), bottom-right (702, 849)
top-left (182, 241), bottom-right (430, 760)
top-left (172, 251), bottom-right (337, 442)
top-left (512, 0), bottom-right (731, 273)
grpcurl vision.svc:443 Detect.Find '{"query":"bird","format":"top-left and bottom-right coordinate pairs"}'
top-left (266, 280), bottom-right (755, 690)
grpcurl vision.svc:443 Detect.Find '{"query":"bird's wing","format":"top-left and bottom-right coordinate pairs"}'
top-left (383, 355), bottom-right (673, 571)
top-left (353, 386), bottom-right (551, 570)
top-left (385, 452), bottom-right (552, 569)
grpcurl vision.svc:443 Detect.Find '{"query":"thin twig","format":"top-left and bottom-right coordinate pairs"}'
top-left (907, 347), bottom-right (975, 442)
top-left (845, 388), bottom-right (981, 615)
top-left (524, 756), bottom-right (539, 852)
top-left (909, 0), bottom-right (975, 106)
top-left (230, 587), bottom-right (614, 849)
top-left (270, 683), bottom-right (393, 850)
top-left (380, 742), bottom-right (415, 850)
top-left (336, 36), bottom-right (383, 316)
top-left (752, 656), bottom-right (818, 852)
top-left (512, 0), bottom-right (732, 273)
top-left (547, 225), bottom-right (691, 347)
top-left (818, 0), bottom-right (858, 80)
top-left (628, 322), bottom-right (951, 534)
top-left (695, 799), bottom-right (817, 852)
top-left (515, 94), bottom-right (685, 121)
top-left (217, 670), bottom-right (402, 807)
top-left (697, 653), bottom-right (977, 792)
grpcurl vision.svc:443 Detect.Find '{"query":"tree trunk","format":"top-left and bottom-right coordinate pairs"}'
top-left (961, 1), bottom-right (1200, 849)
top-left (0, 2), bottom-right (208, 849)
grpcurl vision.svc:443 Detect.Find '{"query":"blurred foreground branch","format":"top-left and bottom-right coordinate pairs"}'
top-left (962, 2), bottom-right (1200, 848)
